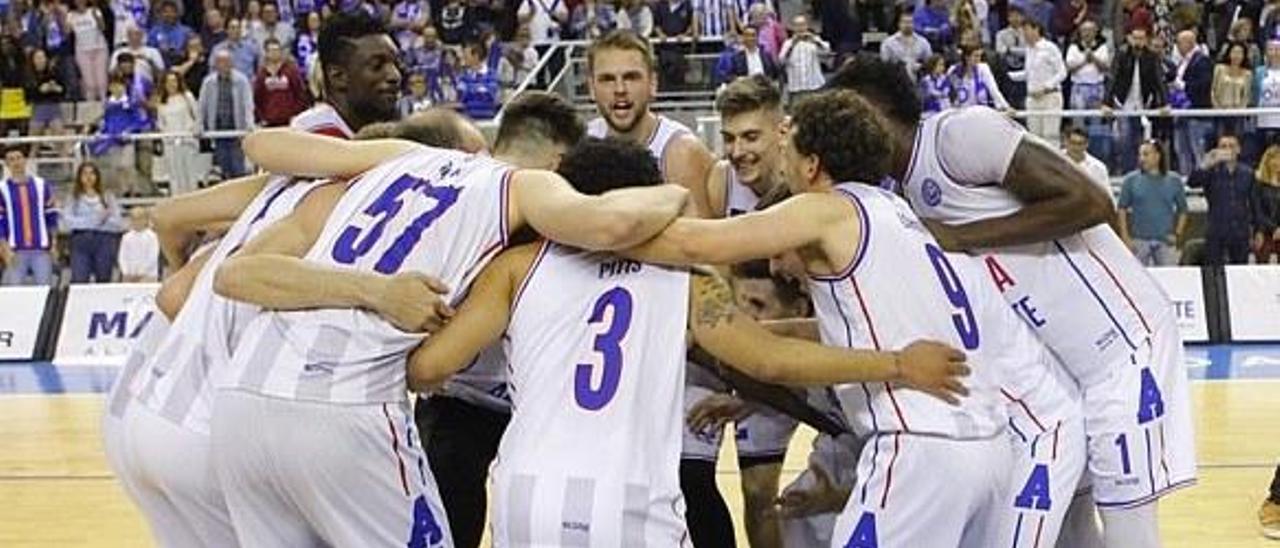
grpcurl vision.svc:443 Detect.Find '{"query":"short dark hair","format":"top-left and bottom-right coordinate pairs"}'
top-left (1218, 132), bottom-right (1240, 145)
top-left (263, 37), bottom-right (281, 49)
top-left (115, 51), bottom-right (135, 64)
top-left (716, 75), bottom-right (782, 118)
top-left (355, 108), bottom-right (469, 149)
top-left (1065, 126), bottom-right (1088, 140)
top-left (825, 53), bottom-right (922, 124)
top-left (3, 144), bottom-right (28, 157)
top-left (494, 91), bottom-right (585, 151)
top-left (587, 29), bottom-right (656, 74)
top-left (318, 11), bottom-right (390, 70)
top-left (1023, 18), bottom-right (1045, 34)
top-left (557, 137), bottom-right (663, 195)
top-left (790, 90), bottom-right (893, 184)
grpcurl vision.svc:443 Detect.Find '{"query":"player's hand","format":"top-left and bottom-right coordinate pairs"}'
top-left (895, 340), bottom-right (970, 405)
top-left (372, 272), bottom-right (454, 333)
top-left (686, 393), bottom-right (751, 434)
top-left (775, 465), bottom-right (848, 518)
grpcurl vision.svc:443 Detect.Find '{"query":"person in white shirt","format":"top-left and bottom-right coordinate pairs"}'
top-left (111, 23), bottom-right (167, 82)
top-left (880, 11), bottom-right (933, 80)
top-left (1064, 126), bottom-right (1114, 205)
top-left (1010, 19), bottom-right (1066, 144)
top-left (780, 15), bottom-right (829, 96)
top-left (518, 0), bottom-right (570, 44)
top-left (118, 206), bottom-right (160, 282)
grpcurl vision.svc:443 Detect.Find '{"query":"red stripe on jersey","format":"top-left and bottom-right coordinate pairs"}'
top-left (1084, 243), bottom-right (1152, 336)
top-left (1001, 388), bottom-right (1047, 433)
top-left (848, 276), bottom-right (910, 431)
top-left (879, 432), bottom-right (901, 508)
top-left (381, 404), bottom-right (411, 497)
top-left (309, 125), bottom-right (350, 139)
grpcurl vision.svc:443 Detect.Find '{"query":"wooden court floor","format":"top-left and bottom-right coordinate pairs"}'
top-left (0, 380), bottom-right (1276, 547)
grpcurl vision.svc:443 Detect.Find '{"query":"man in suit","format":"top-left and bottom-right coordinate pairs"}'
top-left (1170, 29), bottom-right (1214, 175)
top-left (1104, 25), bottom-right (1168, 174)
top-left (729, 26), bottom-right (781, 82)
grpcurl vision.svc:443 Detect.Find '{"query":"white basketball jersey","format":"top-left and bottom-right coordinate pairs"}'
top-left (225, 148), bottom-right (512, 405)
top-left (492, 243), bottom-right (689, 546)
top-left (130, 178), bottom-right (327, 434)
top-left (899, 107), bottom-right (1172, 388)
top-left (722, 164), bottom-right (761, 217)
top-left (290, 103), bottom-right (355, 138)
top-left (586, 114), bottom-right (692, 178)
top-left (438, 343), bottom-right (511, 412)
top-left (807, 183), bottom-right (1005, 439)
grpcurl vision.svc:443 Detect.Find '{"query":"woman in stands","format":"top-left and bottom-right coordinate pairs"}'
top-left (156, 70), bottom-right (201, 196)
top-left (64, 162), bottom-right (125, 283)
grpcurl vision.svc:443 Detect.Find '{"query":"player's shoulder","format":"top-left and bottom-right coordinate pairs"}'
top-left (491, 241), bottom-right (546, 283)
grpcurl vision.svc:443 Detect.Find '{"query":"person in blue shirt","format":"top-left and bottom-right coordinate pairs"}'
top-left (912, 0), bottom-right (953, 51)
top-left (147, 0), bottom-right (193, 66)
top-left (210, 18), bottom-right (262, 79)
top-left (454, 40), bottom-right (500, 119)
top-left (1118, 140), bottom-right (1188, 266)
top-left (0, 145), bottom-right (59, 286)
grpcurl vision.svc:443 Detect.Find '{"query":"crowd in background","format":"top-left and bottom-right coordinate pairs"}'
top-left (1, 0), bottom-right (1279, 285)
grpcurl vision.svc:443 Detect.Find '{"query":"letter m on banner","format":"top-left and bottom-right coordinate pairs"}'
top-left (89, 312), bottom-right (127, 339)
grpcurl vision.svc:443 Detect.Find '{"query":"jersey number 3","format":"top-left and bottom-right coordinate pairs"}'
top-left (332, 173), bottom-right (461, 274)
top-left (575, 287), bottom-right (633, 411)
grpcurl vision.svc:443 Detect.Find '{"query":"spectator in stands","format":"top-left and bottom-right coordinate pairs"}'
top-left (212, 18), bottom-right (262, 78)
top-left (117, 206), bottom-right (158, 282)
top-left (254, 38), bottom-right (310, 126)
top-left (570, 0), bottom-right (616, 39)
top-left (390, 0), bottom-right (430, 49)
top-left (173, 35), bottom-right (208, 97)
top-left (111, 0), bottom-right (149, 41)
top-left (1214, 42), bottom-right (1255, 140)
top-left (0, 145), bottom-right (58, 286)
top-left (437, 0), bottom-right (473, 44)
top-left (1051, 0), bottom-right (1088, 43)
top-left (252, 2), bottom-right (295, 50)
top-left (780, 15), bottom-right (829, 98)
top-left (919, 54), bottom-right (952, 114)
top-left (653, 0), bottom-right (694, 87)
top-left (454, 40), bottom-right (500, 119)
top-left (1065, 21), bottom-right (1108, 157)
top-left (148, 0), bottom-right (193, 66)
top-left (1190, 133), bottom-right (1258, 265)
top-left (398, 71), bottom-right (433, 117)
top-left (1170, 29), bottom-right (1214, 176)
top-left (913, 0), bottom-right (952, 51)
top-left (404, 25), bottom-right (448, 100)
top-left (1106, 25), bottom-right (1167, 174)
top-left (1064, 126), bottom-right (1112, 198)
top-left (89, 72), bottom-right (151, 196)
top-left (747, 3), bottom-right (785, 60)
top-left (202, 7), bottom-right (227, 47)
top-left (948, 43), bottom-right (1010, 109)
top-left (995, 5), bottom-right (1028, 107)
top-left (1119, 139), bottom-right (1187, 266)
top-left (951, 0), bottom-right (983, 47)
top-left (27, 48), bottom-right (68, 149)
top-left (1258, 40), bottom-right (1280, 150)
top-left (112, 52), bottom-right (153, 104)
top-left (881, 9), bottom-right (933, 81)
top-left (111, 23), bottom-right (165, 83)
top-left (616, 0), bottom-right (654, 37)
top-left (245, 0), bottom-right (264, 34)
top-left (0, 35), bottom-right (29, 137)
top-left (156, 70), bottom-right (200, 196)
top-left (65, 161), bottom-right (124, 282)
top-left (1011, 19), bottom-right (1065, 144)
top-left (508, 24), bottom-right (539, 83)
top-left (518, 0), bottom-right (569, 44)
top-left (1254, 144), bottom-right (1280, 263)
top-left (68, 0), bottom-right (109, 100)
top-left (728, 26), bottom-right (780, 81)
top-left (692, 0), bottom-right (740, 40)
top-left (199, 48), bottom-right (255, 177)
top-left (295, 11), bottom-right (322, 78)
top-left (1218, 18), bottom-right (1262, 69)
top-left (480, 24), bottom-right (515, 87)
top-left (24, 0), bottom-right (72, 83)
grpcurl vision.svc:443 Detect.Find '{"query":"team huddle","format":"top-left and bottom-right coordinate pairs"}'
top-left (100, 12), bottom-right (1196, 548)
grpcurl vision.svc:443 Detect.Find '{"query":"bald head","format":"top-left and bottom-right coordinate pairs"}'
top-left (1176, 30), bottom-right (1197, 56)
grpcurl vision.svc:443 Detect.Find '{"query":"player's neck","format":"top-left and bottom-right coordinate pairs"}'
top-left (611, 112), bottom-right (659, 143)
top-left (888, 121), bottom-right (915, 181)
top-left (327, 97), bottom-right (367, 134)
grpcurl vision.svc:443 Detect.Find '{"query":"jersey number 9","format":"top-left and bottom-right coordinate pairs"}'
top-left (925, 243), bottom-right (980, 350)
top-left (575, 287), bottom-right (633, 411)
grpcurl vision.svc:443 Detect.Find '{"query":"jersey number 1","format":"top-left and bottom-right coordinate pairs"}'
top-left (332, 173), bottom-right (461, 274)
top-left (575, 287), bottom-right (633, 411)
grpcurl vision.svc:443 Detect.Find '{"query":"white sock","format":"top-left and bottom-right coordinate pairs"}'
top-left (1055, 491), bottom-right (1104, 548)
top-left (1100, 503), bottom-right (1162, 548)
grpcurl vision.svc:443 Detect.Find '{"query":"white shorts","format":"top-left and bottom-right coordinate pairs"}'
top-left (109, 400), bottom-right (238, 548)
top-left (1000, 414), bottom-right (1088, 548)
top-left (1083, 320), bottom-right (1197, 509)
top-left (735, 407), bottom-right (799, 464)
top-left (830, 432), bottom-right (1012, 548)
top-left (681, 385), bottom-right (725, 462)
top-left (211, 390), bottom-right (453, 547)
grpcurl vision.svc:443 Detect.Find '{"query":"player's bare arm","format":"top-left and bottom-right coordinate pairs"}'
top-left (624, 192), bottom-right (850, 269)
top-left (665, 133), bottom-right (716, 217)
top-left (152, 172), bottom-right (271, 268)
top-left (687, 272), bottom-right (971, 403)
top-left (243, 128), bottom-right (420, 178)
top-left (213, 183), bottom-right (453, 333)
top-left (926, 138), bottom-right (1117, 251)
top-left (510, 170), bottom-right (689, 250)
top-left (405, 244), bottom-right (540, 391)
top-left (705, 160), bottom-right (731, 217)
top-left (154, 245), bottom-right (214, 320)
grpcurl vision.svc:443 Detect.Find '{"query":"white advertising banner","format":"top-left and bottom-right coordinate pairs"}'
top-left (54, 283), bottom-right (160, 366)
top-left (0, 287), bottom-right (50, 360)
top-left (1225, 265), bottom-right (1280, 342)
top-left (1146, 267), bottom-right (1209, 343)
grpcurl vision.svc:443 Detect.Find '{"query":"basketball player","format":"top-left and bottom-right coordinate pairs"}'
top-left (828, 55), bottom-right (1196, 548)
top-left (205, 92), bottom-right (686, 547)
top-left (402, 136), bottom-right (971, 547)
top-left (290, 11), bottom-right (404, 138)
top-left (621, 90), bottom-right (1093, 547)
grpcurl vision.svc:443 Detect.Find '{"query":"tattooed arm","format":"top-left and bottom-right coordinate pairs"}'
top-left (686, 270), bottom-right (971, 402)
